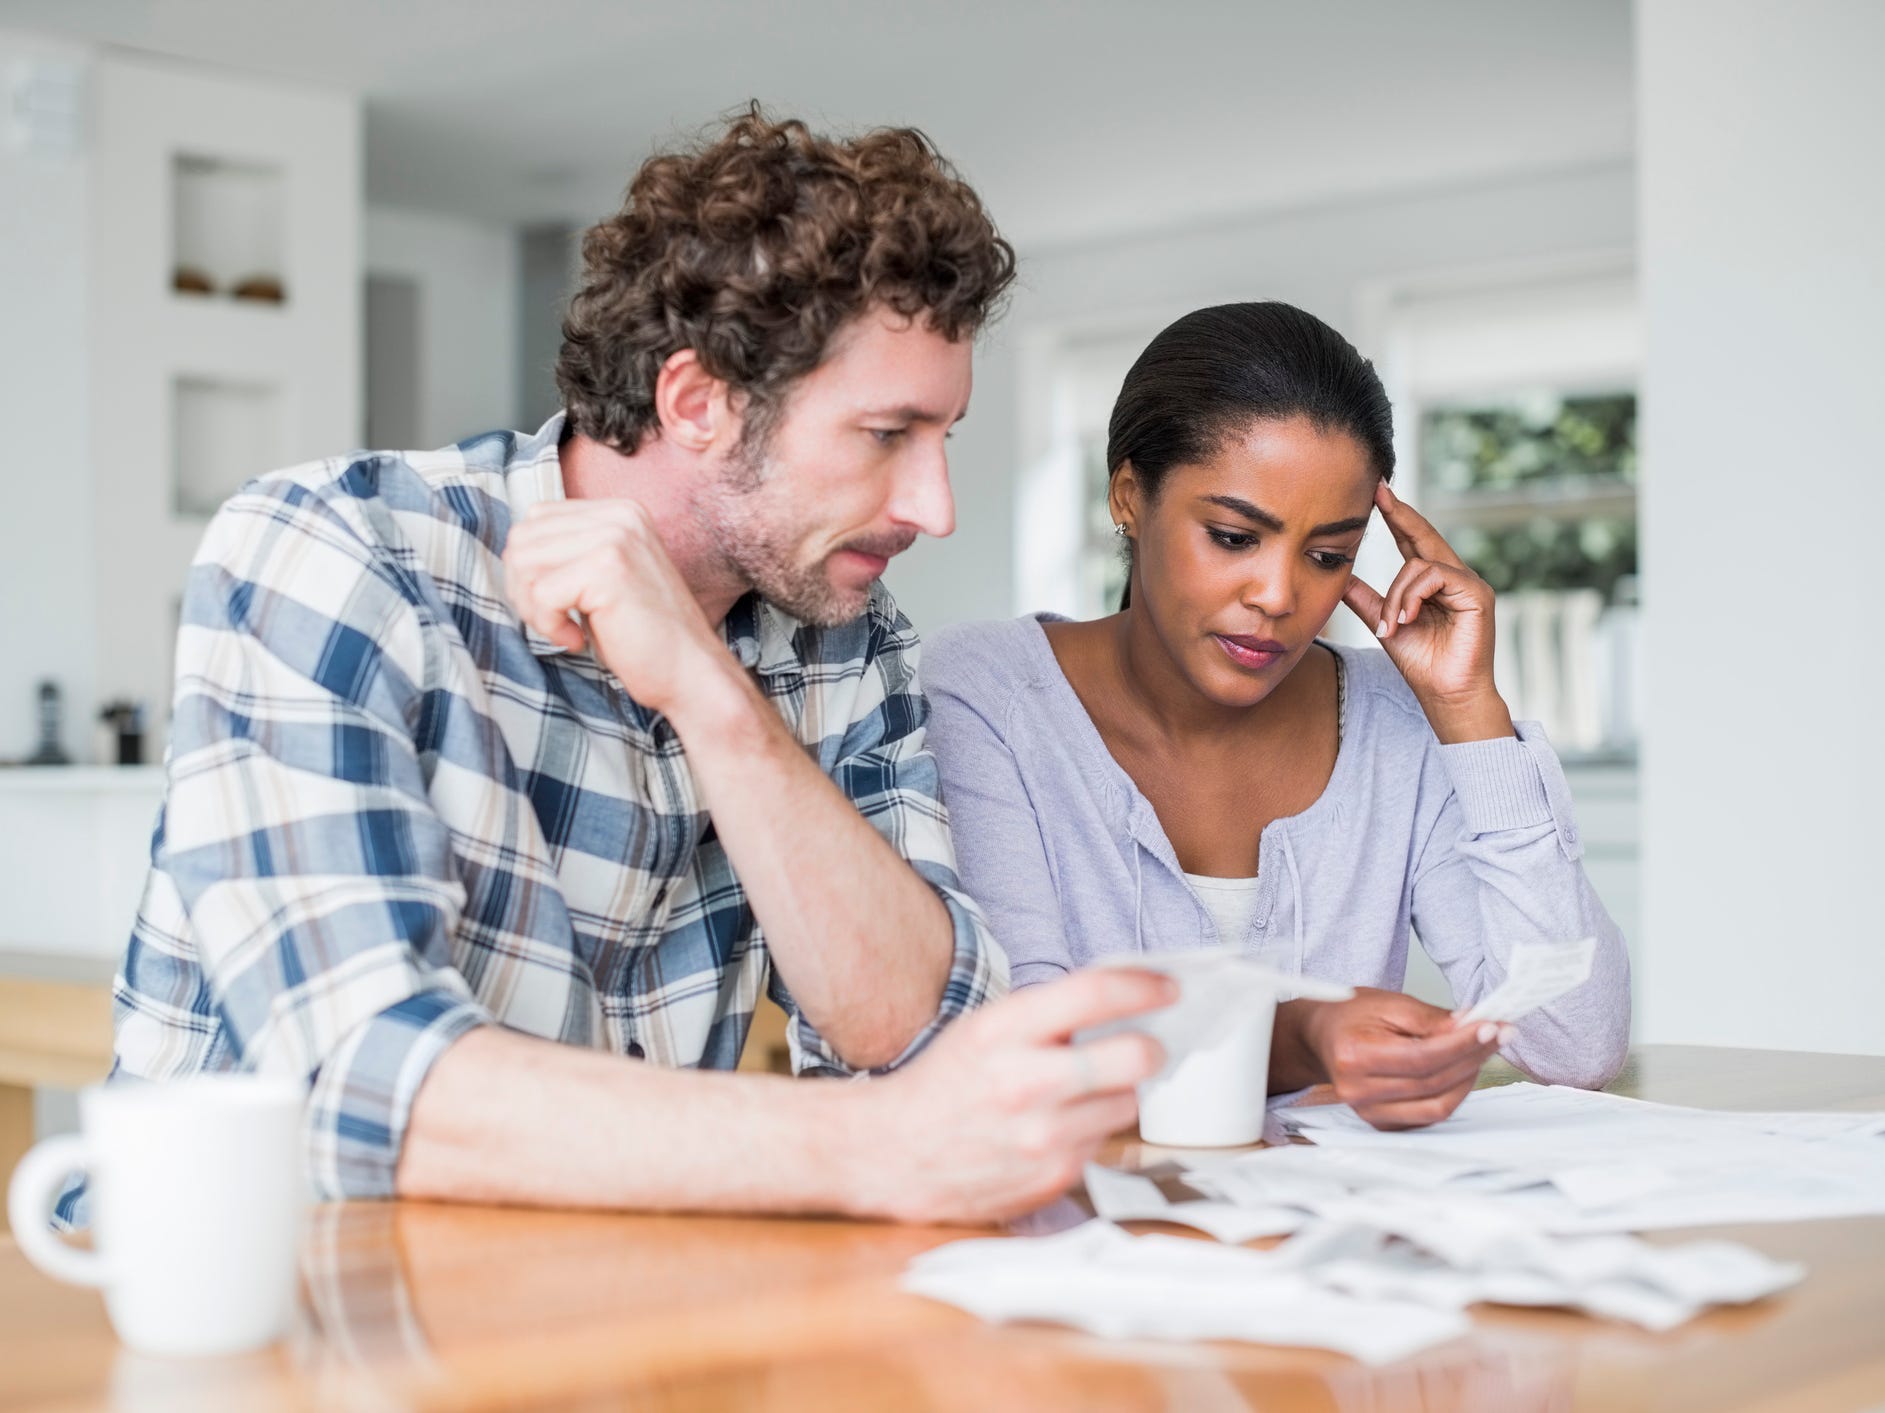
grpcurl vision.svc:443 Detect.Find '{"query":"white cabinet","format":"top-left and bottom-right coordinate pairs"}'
top-left (0, 768), bottom-right (165, 958)
top-left (87, 53), bottom-right (361, 747)
top-left (0, 40), bottom-right (361, 761)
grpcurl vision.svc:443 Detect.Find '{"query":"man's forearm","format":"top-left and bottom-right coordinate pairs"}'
top-left (663, 657), bottom-right (956, 1069)
top-left (397, 1027), bottom-right (868, 1212)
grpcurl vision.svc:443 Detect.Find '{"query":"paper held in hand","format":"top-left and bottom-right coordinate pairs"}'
top-left (1081, 949), bottom-right (1353, 1070)
top-left (1459, 937), bottom-right (1596, 1025)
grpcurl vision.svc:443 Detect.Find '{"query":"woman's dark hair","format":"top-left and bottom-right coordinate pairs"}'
top-left (1107, 301), bottom-right (1394, 606)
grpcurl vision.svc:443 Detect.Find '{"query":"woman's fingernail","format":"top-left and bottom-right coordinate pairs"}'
top-left (1380, 482), bottom-right (1397, 504)
top-left (1500, 1025), bottom-right (1517, 1045)
top-left (1477, 1023), bottom-right (1498, 1044)
top-left (1376, 620), bottom-right (1389, 639)
top-left (1398, 608), bottom-right (1410, 624)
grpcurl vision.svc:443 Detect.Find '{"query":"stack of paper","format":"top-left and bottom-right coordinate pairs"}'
top-left (901, 1222), bottom-right (1470, 1365)
top-left (902, 1078), bottom-right (1874, 1359)
top-left (1083, 1159), bottom-right (1802, 1334)
top-left (903, 1205), bottom-right (1798, 1360)
top-left (1268, 1082), bottom-right (1885, 1232)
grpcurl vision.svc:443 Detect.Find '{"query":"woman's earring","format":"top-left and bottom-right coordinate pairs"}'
top-left (1113, 523), bottom-right (1129, 539)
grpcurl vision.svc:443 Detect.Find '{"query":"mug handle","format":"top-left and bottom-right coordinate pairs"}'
top-left (8, 1134), bottom-right (107, 1288)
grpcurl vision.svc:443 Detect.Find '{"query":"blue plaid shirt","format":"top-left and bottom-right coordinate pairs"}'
top-left (57, 414), bottom-right (1005, 1225)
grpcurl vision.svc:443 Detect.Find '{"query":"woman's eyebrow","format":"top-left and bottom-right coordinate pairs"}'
top-left (1202, 494), bottom-right (1284, 530)
top-left (1311, 515), bottom-right (1372, 536)
top-left (1201, 495), bottom-right (1370, 538)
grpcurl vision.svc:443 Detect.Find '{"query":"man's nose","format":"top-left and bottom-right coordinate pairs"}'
top-left (890, 445), bottom-right (956, 540)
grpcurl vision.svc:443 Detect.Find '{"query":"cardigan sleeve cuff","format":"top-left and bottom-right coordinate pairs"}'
top-left (1439, 720), bottom-right (1584, 858)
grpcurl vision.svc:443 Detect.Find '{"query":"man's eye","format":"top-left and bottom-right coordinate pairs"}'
top-left (869, 428), bottom-right (907, 445)
top-left (1207, 528), bottom-right (1256, 550)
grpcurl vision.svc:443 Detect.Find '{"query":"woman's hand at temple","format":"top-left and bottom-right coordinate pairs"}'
top-left (1273, 989), bottom-right (1507, 1131)
top-left (1341, 481), bottom-right (1516, 744)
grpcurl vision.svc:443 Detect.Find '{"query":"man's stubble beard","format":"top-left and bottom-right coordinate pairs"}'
top-left (693, 437), bottom-right (871, 630)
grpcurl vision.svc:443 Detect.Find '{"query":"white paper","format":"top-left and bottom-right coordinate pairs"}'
top-left (901, 1221), bottom-right (1469, 1365)
top-left (1084, 1164), bottom-right (1305, 1242)
top-left (1300, 1219), bottom-right (1801, 1333)
top-left (1277, 1081), bottom-right (1885, 1232)
top-left (1458, 937), bottom-right (1596, 1024)
top-left (1081, 950), bottom-right (1352, 1071)
top-left (1107, 1157), bottom-right (1805, 1332)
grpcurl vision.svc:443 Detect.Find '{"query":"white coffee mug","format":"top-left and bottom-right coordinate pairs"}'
top-left (8, 1074), bottom-right (309, 1357)
top-left (1137, 998), bottom-right (1279, 1147)
top-left (1086, 950), bottom-right (1353, 1148)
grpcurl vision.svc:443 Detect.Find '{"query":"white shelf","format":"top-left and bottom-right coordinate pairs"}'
top-left (0, 766), bottom-right (164, 794)
top-left (0, 949), bottom-right (119, 985)
top-left (1425, 475), bottom-right (1637, 530)
top-left (86, 54), bottom-right (361, 756)
top-left (172, 151), bottom-right (286, 303)
top-left (173, 374), bottom-right (283, 517)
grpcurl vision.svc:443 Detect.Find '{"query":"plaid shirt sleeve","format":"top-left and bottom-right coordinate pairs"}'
top-left (773, 599), bottom-right (1010, 1078)
top-left (162, 474), bottom-right (492, 1200)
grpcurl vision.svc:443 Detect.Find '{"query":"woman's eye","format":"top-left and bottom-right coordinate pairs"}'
top-left (1206, 528), bottom-right (1256, 551)
top-left (1311, 552), bottom-right (1356, 571)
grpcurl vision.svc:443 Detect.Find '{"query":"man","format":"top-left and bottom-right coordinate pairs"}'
top-left (59, 109), bottom-right (1170, 1229)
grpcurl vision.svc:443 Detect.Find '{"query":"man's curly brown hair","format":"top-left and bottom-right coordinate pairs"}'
top-left (556, 105), bottom-right (1017, 455)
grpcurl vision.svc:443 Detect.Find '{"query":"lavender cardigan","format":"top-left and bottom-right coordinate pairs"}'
top-left (921, 615), bottom-right (1630, 1089)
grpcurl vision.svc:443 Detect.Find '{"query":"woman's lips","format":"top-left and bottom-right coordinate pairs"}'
top-left (1214, 634), bottom-right (1287, 670)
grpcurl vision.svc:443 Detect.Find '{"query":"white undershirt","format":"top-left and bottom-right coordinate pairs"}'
top-left (1183, 872), bottom-right (1264, 948)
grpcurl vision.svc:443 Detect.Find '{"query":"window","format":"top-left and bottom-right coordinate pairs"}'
top-left (1420, 390), bottom-right (1639, 757)
top-left (1014, 323), bottom-right (1161, 620)
top-left (1368, 262), bottom-right (1642, 760)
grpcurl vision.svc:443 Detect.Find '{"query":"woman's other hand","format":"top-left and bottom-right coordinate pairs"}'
top-left (1278, 988), bottom-right (1506, 1131)
top-left (1341, 482), bottom-right (1516, 744)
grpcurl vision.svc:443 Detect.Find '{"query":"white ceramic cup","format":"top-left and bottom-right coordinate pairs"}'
top-left (1086, 950), bottom-right (1353, 1148)
top-left (8, 1075), bottom-right (309, 1357)
top-left (1136, 994), bottom-right (1279, 1147)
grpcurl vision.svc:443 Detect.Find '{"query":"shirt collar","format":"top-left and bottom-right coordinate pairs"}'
top-left (505, 413), bottom-right (574, 659)
top-left (506, 412), bottom-right (806, 684)
top-left (721, 593), bottom-right (807, 681)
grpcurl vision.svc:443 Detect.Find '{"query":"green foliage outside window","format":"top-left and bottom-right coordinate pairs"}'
top-left (1420, 393), bottom-right (1638, 603)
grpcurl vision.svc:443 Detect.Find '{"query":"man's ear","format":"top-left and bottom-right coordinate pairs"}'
top-left (653, 349), bottom-right (734, 453)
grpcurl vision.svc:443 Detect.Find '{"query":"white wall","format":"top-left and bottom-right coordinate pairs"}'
top-left (1637, 0), bottom-right (1885, 1055)
top-left (887, 162), bottom-right (1637, 634)
top-left (0, 33), bottom-right (95, 761)
top-left (517, 222), bottom-right (578, 430)
top-left (88, 53), bottom-right (361, 752)
top-left (365, 206), bottom-right (521, 447)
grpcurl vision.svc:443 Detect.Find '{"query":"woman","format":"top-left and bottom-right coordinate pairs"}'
top-left (924, 302), bottom-right (1629, 1130)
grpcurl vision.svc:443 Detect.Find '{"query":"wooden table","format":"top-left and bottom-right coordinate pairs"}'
top-left (4, 1045), bottom-right (1883, 1412)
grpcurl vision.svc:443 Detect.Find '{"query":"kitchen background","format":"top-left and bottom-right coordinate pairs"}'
top-left (0, 0), bottom-right (1877, 1152)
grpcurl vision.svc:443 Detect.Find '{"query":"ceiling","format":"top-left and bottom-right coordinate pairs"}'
top-left (0, 0), bottom-right (1634, 247)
